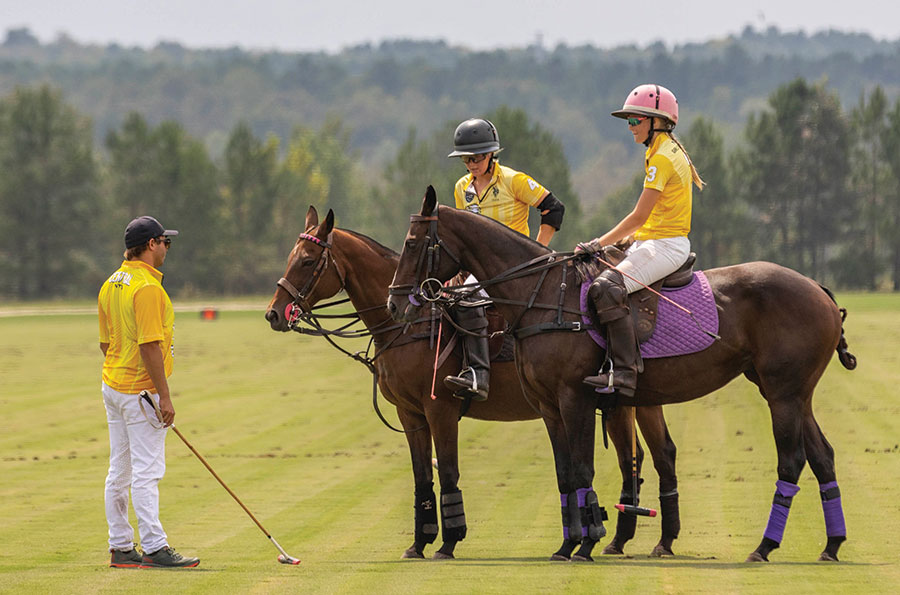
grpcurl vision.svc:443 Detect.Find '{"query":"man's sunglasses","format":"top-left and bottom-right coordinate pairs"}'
top-left (156, 237), bottom-right (172, 247)
top-left (460, 153), bottom-right (489, 164)
top-left (627, 116), bottom-right (649, 126)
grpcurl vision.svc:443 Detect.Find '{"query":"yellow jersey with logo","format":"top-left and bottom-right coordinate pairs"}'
top-left (636, 133), bottom-right (692, 240)
top-left (453, 162), bottom-right (547, 236)
top-left (98, 260), bottom-right (174, 393)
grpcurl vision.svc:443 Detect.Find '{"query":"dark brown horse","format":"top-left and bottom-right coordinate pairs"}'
top-left (266, 206), bottom-right (684, 559)
top-left (387, 187), bottom-right (856, 562)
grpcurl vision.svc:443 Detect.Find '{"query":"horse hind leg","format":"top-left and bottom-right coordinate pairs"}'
top-left (747, 397), bottom-right (807, 562)
top-left (637, 406), bottom-right (680, 557)
top-left (599, 405), bottom-right (641, 556)
top-left (803, 414), bottom-right (846, 562)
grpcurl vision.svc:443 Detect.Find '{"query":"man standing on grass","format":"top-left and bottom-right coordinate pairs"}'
top-left (98, 215), bottom-right (199, 569)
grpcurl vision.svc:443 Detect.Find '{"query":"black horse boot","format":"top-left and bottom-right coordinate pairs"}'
top-left (584, 269), bottom-right (639, 397)
top-left (443, 304), bottom-right (490, 401)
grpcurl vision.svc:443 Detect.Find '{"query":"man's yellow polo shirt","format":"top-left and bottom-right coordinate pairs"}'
top-left (453, 162), bottom-right (547, 236)
top-left (636, 133), bottom-right (693, 240)
top-left (98, 260), bottom-right (174, 393)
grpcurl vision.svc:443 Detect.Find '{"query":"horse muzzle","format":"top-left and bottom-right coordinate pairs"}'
top-left (265, 305), bottom-right (293, 332)
top-left (386, 295), bottom-right (418, 323)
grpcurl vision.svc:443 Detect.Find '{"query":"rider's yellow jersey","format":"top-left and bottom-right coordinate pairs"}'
top-left (453, 162), bottom-right (547, 236)
top-left (636, 133), bottom-right (692, 240)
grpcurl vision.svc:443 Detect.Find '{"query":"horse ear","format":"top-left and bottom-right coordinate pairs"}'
top-left (305, 205), bottom-right (319, 231)
top-left (422, 185), bottom-right (437, 216)
top-left (323, 209), bottom-right (335, 235)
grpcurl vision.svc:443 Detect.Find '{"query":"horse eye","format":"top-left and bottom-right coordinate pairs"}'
top-left (405, 239), bottom-right (417, 250)
top-left (301, 259), bottom-right (315, 267)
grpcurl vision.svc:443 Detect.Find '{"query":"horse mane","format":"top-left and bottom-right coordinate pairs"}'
top-left (438, 204), bottom-right (551, 252)
top-left (338, 228), bottom-right (400, 265)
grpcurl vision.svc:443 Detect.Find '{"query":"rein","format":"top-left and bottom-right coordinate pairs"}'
top-left (281, 230), bottom-right (466, 434)
top-left (388, 210), bottom-right (588, 339)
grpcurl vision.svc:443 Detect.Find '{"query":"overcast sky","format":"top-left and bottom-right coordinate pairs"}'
top-left (2, 0), bottom-right (898, 52)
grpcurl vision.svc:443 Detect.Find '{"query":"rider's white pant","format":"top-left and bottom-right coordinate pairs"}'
top-left (616, 236), bottom-right (691, 294)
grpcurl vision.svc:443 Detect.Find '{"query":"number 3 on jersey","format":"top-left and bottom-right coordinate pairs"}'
top-left (645, 166), bottom-right (658, 183)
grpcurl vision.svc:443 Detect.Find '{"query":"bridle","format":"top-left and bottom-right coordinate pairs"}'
top-left (277, 232), bottom-right (346, 324)
top-left (388, 209), bottom-right (586, 338)
top-left (388, 214), bottom-right (462, 307)
top-left (276, 229), bottom-right (436, 435)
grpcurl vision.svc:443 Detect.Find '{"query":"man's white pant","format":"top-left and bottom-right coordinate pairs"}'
top-left (102, 383), bottom-right (168, 553)
top-left (616, 236), bottom-right (691, 294)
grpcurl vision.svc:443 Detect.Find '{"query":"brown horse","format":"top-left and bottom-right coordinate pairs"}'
top-left (387, 187), bottom-right (856, 563)
top-left (266, 206), bottom-right (684, 559)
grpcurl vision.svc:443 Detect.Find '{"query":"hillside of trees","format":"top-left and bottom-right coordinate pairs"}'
top-left (2, 27), bottom-right (900, 298)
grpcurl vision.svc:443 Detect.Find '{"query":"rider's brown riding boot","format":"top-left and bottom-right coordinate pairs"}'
top-left (583, 269), bottom-right (639, 397)
top-left (443, 304), bottom-right (490, 401)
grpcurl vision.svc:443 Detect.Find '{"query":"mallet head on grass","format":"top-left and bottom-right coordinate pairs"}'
top-left (615, 503), bottom-right (657, 517)
top-left (278, 553), bottom-right (301, 565)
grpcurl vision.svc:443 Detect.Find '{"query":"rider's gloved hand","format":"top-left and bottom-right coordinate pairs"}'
top-left (574, 238), bottom-right (603, 255)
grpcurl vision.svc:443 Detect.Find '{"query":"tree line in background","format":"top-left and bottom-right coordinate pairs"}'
top-left (1, 78), bottom-right (899, 300)
top-left (4, 26), bottom-right (900, 203)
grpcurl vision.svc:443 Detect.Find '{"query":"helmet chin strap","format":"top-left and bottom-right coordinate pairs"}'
top-left (643, 118), bottom-right (672, 146)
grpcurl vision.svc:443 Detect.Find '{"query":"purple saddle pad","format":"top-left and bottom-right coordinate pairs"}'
top-left (580, 271), bottom-right (718, 358)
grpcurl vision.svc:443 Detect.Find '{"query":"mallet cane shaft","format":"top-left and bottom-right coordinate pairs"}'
top-left (614, 406), bottom-right (658, 517)
top-left (139, 390), bottom-right (300, 564)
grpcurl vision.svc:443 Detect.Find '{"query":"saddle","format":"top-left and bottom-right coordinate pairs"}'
top-left (600, 246), bottom-right (697, 344)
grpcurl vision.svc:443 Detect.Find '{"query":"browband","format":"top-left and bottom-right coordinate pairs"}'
top-left (299, 232), bottom-right (331, 248)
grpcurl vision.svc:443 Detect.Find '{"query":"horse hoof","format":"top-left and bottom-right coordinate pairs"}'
top-left (549, 553), bottom-right (570, 562)
top-left (818, 552), bottom-right (839, 562)
top-left (601, 544), bottom-right (624, 555)
top-left (433, 552), bottom-right (455, 560)
top-left (650, 545), bottom-right (674, 557)
top-left (571, 554), bottom-right (594, 562)
top-left (401, 546), bottom-right (425, 559)
top-left (745, 551), bottom-right (767, 563)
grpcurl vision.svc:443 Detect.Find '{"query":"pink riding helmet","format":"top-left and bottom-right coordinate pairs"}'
top-left (611, 84), bottom-right (679, 126)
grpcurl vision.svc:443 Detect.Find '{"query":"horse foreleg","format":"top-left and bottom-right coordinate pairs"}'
top-left (802, 413), bottom-right (846, 561)
top-left (747, 397), bottom-right (806, 563)
top-left (541, 411), bottom-right (581, 561)
top-left (426, 400), bottom-right (465, 560)
top-left (559, 391), bottom-right (606, 563)
top-left (398, 407), bottom-right (436, 560)
top-left (637, 405), bottom-right (680, 557)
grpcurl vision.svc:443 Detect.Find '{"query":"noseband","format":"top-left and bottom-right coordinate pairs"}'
top-left (277, 232), bottom-right (345, 324)
top-left (388, 213), bottom-right (460, 306)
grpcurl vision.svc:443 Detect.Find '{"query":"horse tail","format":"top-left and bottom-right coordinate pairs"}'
top-left (818, 283), bottom-right (858, 370)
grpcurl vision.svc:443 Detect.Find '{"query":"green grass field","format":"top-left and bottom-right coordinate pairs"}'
top-left (1, 293), bottom-right (898, 593)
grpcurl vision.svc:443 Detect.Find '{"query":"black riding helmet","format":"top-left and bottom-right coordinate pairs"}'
top-left (447, 118), bottom-right (504, 157)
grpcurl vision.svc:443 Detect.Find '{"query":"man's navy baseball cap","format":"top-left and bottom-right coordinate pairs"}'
top-left (124, 216), bottom-right (179, 249)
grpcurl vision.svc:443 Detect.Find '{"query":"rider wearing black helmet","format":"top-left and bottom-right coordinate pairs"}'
top-left (443, 118), bottom-right (565, 401)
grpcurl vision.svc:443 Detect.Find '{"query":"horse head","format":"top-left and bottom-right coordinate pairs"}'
top-left (265, 205), bottom-right (344, 331)
top-left (387, 186), bottom-right (463, 322)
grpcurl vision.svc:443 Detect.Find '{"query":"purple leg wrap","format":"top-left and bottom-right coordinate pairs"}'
top-left (819, 481), bottom-right (846, 537)
top-left (576, 487), bottom-right (594, 537)
top-left (560, 493), bottom-right (570, 540)
top-left (763, 480), bottom-right (800, 544)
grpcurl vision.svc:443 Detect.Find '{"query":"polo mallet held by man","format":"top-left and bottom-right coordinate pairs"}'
top-left (140, 391), bottom-right (301, 565)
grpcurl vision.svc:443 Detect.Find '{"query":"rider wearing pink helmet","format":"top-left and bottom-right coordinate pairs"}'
top-left (578, 84), bottom-right (704, 396)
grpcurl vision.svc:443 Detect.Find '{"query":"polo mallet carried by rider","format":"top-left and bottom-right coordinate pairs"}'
top-left (139, 390), bottom-right (301, 565)
top-left (615, 406), bottom-right (658, 518)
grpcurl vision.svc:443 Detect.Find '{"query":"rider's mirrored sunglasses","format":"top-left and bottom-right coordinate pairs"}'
top-left (626, 116), bottom-right (648, 126)
top-left (460, 153), bottom-right (489, 164)
top-left (156, 236), bottom-right (172, 247)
